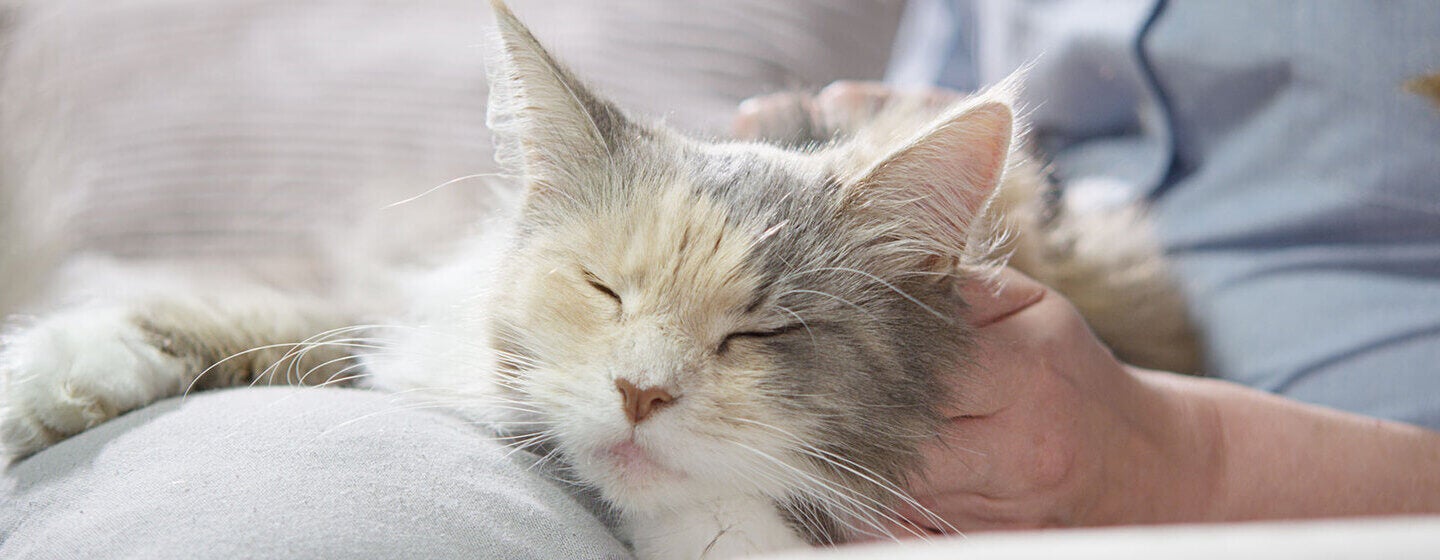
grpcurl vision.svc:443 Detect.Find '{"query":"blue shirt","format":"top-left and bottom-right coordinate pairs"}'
top-left (892, 0), bottom-right (1440, 428)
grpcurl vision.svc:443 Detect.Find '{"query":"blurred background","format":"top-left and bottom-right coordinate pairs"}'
top-left (0, 0), bottom-right (906, 314)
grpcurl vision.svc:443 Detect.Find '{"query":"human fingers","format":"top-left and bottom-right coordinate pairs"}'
top-left (732, 91), bottom-right (814, 140)
top-left (958, 267), bottom-right (1048, 328)
top-left (930, 267), bottom-right (1050, 418)
top-left (912, 389), bottom-right (1081, 503)
top-left (814, 81), bottom-right (962, 115)
top-left (812, 81), bottom-right (892, 132)
top-left (920, 269), bottom-right (1105, 488)
top-left (813, 81), bottom-right (963, 133)
top-left (732, 82), bottom-right (895, 142)
top-left (906, 378), bottom-right (1100, 533)
top-left (939, 263), bottom-right (1114, 425)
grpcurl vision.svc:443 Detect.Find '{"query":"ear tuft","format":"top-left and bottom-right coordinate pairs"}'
top-left (847, 94), bottom-right (1016, 261)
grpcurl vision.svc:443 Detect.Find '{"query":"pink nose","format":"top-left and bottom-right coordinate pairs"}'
top-left (615, 378), bottom-right (675, 424)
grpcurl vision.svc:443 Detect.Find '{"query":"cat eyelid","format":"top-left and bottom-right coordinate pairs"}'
top-left (717, 323), bottom-right (806, 355)
top-left (582, 271), bottom-right (622, 304)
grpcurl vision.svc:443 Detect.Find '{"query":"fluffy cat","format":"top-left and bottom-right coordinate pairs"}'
top-left (0, 2), bottom-right (1197, 557)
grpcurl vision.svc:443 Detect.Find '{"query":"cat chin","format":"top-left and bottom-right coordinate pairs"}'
top-left (580, 444), bottom-right (807, 516)
top-left (603, 440), bottom-right (682, 478)
top-left (560, 436), bottom-right (755, 512)
top-left (579, 461), bottom-right (704, 511)
top-left (596, 471), bottom-right (771, 514)
top-left (570, 442), bottom-right (693, 505)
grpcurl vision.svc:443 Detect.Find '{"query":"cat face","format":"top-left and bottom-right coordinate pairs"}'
top-left (482, 0), bottom-right (1014, 539)
top-left (492, 140), bottom-right (961, 510)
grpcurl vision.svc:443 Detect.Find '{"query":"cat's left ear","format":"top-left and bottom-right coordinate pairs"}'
top-left (485, 0), bottom-right (632, 201)
top-left (844, 92), bottom-right (1015, 262)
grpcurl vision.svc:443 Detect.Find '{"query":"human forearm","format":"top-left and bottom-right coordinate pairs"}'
top-left (1140, 368), bottom-right (1440, 522)
top-left (898, 264), bottom-right (1440, 534)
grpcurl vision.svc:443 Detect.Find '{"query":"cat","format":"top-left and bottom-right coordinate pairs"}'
top-left (0, 1), bottom-right (1198, 558)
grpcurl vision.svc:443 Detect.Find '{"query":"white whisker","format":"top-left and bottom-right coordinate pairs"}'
top-left (383, 173), bottom-right (512, 209)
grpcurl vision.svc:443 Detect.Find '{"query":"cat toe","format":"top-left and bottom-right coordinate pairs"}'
top-left (0, 401), bottom-right (66, 458)
top-left (0, 309), bottom-right (169, 457)
top-left (0, 352), bottom-right (106, 458)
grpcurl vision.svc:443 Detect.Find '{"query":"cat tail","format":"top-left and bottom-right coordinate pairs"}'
top-left (995, 163), bottom-right (1204, 374)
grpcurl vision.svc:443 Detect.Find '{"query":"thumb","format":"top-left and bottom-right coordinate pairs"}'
top-left (959, 267), bottom-right (1047, 328)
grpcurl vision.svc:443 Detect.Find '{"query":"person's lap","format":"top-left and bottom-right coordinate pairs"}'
top-left (0, 387), bottom-right (632, 559)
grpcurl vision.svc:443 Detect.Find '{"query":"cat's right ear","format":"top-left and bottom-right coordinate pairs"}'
top-left (841, 86), bottom-right (1018, 267)
top-left (485, 1), bottom-right (631, 203)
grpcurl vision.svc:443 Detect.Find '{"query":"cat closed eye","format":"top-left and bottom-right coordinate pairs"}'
top-left (583, 272), bottom-right (622, 304)
top-left (717, 324), bottom-right (805, 355)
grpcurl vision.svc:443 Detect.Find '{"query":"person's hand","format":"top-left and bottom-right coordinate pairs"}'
top-left (889, 266), bottom-right (1440, 537)
top-left (890, 267), bottom-right (1220, 535)
top-left (732, 81), bottom-right (960, 142)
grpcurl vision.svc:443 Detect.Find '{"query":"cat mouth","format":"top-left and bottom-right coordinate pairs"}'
top-left (603, 440), bottom-right (685, 480)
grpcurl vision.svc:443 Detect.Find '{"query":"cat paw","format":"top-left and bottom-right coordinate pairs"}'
top-left (0, 307), bottom-right (185, 458)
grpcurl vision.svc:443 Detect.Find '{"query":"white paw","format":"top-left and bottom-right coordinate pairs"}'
top-left (0, 307), bottom-right (187, 457)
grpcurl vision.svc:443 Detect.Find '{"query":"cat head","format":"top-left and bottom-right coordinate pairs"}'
top-left (481, 0), bottom-right (1014, 540)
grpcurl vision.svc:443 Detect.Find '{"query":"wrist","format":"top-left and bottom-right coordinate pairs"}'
top-left (1114, 367), bottom-right (1229, 525)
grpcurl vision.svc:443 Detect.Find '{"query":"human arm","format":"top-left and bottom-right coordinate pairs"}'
top-left (903, 266), bottom-right (1440, 532)
top-left (1145, 365), bottom-right (1440, 523)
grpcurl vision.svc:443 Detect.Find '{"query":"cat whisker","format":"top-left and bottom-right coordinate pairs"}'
top-left (714, 458), bottom-right (856, 541)
top-left (312, 357), bottom-right (380, 387)
top-left (294, 351), bottom-right (374, 387)
top-left (386, 392), bottom-right (544, 415)
top-left (311, 372), bottom-right (372, 389)
top-left (216, 324), bottom-right (396, 389)
top-left (373, 325), bottom-right (542, 367)
top-left (375, 384), bottom-right (546, 411)
top-left (726, 439), bottom-right (916, 536)
top-left (790, 266), bottom-right (948, 321)
top-left (792, 443), bottom-right (953, 535)
top-left (277, 338), bottom-right (391, 378)
top-left (774, 289), bottom-right (878, 322)
top-left (494, 432), bottom-right (558, 460)
top-left (521, 446), bottom-right (589, 487)
top-left (723, 438), bottom-right (924, 542)
top-left (774, 305), bottom-right (817, 346)
top-left (383, 172), bottom-right (514, 209)
top-left (731, 417), bottom-right (959, 536)
top-left (314, 401), bottom-right (515, 439)
top-left (718, 453), bottom-right (884, 543)
top-left (185, 340), bottom-right (344, 398)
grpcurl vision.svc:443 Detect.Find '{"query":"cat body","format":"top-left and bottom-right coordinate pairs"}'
top-left (0, 2), bottom-right (1197, 558)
